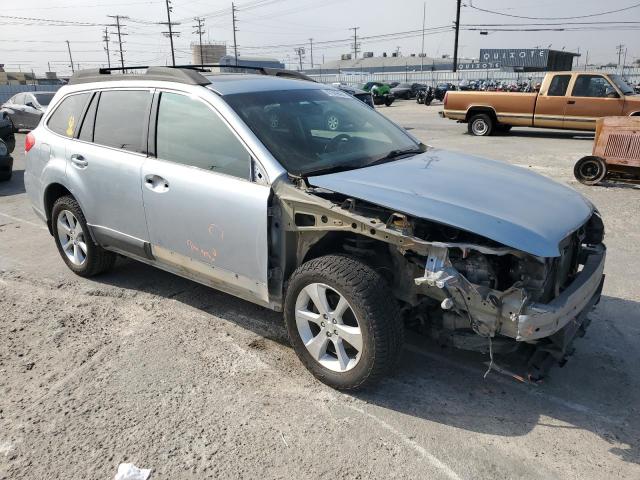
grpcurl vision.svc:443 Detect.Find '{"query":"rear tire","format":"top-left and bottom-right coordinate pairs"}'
top-left (0, 170), bottom-right (11, 182)
top-left (574, 156), bottom-right (607, 185)
top-left (284, 255), bottom-right (404, 390)
top-left (51, 195), bottom-right (116, 277)
top-left (468, 113), bottom-right (494, 136)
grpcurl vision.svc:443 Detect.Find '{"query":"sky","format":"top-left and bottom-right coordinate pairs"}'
top-left (0, 0), bottom-right (639, 75)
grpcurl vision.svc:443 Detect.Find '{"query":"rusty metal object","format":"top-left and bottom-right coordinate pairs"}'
top-left (574, 116), bottom-right (640, 185)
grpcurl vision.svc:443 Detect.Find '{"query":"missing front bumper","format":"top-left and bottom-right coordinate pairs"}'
top-left (515, 245), bottom-right (606, 342)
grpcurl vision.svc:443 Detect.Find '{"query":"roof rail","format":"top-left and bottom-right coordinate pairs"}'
top-left (68, 66), bottom-right (211, 86)
top-left (68, 64), bottom-right (316, 85)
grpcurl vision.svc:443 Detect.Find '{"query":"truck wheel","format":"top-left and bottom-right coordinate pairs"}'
top-left (51, 195), bottom-right (116, 277)
top-left (284, 255), bottom-right (404, 390)
top-left (574, 156), bottom-right (607, 185)
top-left (468, 113), bottom-right (494, 136)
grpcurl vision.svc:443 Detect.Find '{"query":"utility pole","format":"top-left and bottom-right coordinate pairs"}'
top-left (103, 27), bottom-right (111, 68)
top-left (294, 47), bottom-right (305, 71)
top-left (453, 0), bottom-right (461, 72)
top-left (350, 27), bottom-right (360, 59)
top-left (622, 47), bottom-right (628, 73)
top-left (309, 38), bottom-right (314, 69)
top-left (161, 0), bottom-right (180, 67)
top-left (194, 17), bottom-right (205, 65)
top-left (66, 40), bottom-right (75, 73)
top-left (616, 43), bottom-right (625, 69)
top-left (420, 1), bottom-right (426, 74)
top-left (107, 15), bottom-right (128, 71)
top-left (232, 2), bottom-right (239, 66)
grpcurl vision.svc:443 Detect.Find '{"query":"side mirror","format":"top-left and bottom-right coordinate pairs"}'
top-left (25, 101), bottom-right (36, 109)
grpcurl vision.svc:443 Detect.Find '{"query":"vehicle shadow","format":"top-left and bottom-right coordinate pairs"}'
top-left (501, 130), bottom-right (595, 140)
top-left (0, 169), bottom-right (26, 196)
top-left (94, 259), bottom-right (639, 466)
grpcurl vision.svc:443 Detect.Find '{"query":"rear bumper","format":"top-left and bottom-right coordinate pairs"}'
top-left (516, 244), bottom-right (606, 342)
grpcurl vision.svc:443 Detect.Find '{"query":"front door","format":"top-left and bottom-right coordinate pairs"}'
top-left (22, 94), bottom-right (42, 130)
top-left (64, 89), bottom-right (153, 257)
top-left (564, 74), bottom-right (625, 130)
top-left (141, 91), bottom-right (270, 303)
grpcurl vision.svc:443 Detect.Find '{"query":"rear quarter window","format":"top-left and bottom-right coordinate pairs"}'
top-left (47, 92), bottom-right (91, 138)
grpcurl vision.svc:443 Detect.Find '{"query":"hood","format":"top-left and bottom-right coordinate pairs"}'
top-left (308, 149), bottom-right (594, 257)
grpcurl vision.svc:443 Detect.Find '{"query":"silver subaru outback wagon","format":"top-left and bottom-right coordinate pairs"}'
top-left (25, 67), bottom-right (605, 389)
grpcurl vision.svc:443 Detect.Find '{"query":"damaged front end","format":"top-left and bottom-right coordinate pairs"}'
top-left (272, 178), bottom-right (606, 380)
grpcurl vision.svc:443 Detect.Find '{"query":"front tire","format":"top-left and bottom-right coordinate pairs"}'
top-left (51, 196), bottom-right (116, 277)
top-left (468, 113), bottom-right (494, 136)
top-left (284, 255), bottom-right (403, 390)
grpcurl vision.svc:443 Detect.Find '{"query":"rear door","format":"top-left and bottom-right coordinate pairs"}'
top-left (564, 74), bottom-right (625, 130)
top-left (141, 90), bottom-right (270, 304)
top-left (534, 74), bottom-right (571, 129)
top-left (64, 88), bottom-right (153, 258)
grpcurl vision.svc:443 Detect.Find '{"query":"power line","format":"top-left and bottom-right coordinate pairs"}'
top-left (466, 1), bottom-right (640, 20)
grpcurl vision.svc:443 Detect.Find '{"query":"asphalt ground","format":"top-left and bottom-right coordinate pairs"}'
top-left (1, 100), bottom-right (639, 479)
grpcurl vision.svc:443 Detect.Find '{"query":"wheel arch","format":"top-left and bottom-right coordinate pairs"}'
top-left (465, 106), bottom-right (498, 123)
top-left (42, 183), bottom-right (96, 243)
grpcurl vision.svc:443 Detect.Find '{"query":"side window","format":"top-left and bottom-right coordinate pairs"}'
top-left (47, 92), bottom-right (91, 137)
top-left (547, 75), bottom-right (571, 96)
top-left (571, 75), bottom-right (617, 98)
top-left (78, 93), bottom-right (98, 142)
top-left (93, 90), bottom-right (151, 153)
top-left (156, 92), bottom-right (250, 180)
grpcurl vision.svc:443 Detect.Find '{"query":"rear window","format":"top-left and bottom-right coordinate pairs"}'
top-left (93, 90), bottom-right (151, 153)
top-left (547, 75), bottom-right (571, 96)
top-left (47, 92), bottom-right (91, 137)
top-left (34, 93), bottom-right (55, 106)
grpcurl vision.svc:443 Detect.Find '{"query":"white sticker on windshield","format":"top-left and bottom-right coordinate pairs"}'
top-left (323, 89), bottom-right (352, 99)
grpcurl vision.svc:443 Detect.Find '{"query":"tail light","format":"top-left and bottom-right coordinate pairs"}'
top-left (444, 92), bottom-right (449, 106)
top-left (25, 132), bottom-right (35, 153)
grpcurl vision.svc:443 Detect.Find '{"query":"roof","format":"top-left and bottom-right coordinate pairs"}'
top-left (204, 74), bottom-right (321, 95)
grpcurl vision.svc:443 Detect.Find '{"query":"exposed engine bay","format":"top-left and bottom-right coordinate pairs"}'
top-left (270, 178), bottom-right (606, 380)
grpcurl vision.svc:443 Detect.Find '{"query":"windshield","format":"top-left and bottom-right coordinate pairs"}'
top-left (225, 88), bottom-right (420, 176)
top-left (609, 74), bottom-right (635, 95)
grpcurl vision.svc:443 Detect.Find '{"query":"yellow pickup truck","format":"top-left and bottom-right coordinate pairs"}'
top-left (441, 71), bottom-right (640, 136)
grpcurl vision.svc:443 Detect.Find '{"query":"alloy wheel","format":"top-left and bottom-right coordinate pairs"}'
top-left (56, 210), bottom-right (88, 266)
top-left (295, 283), bottom-right (363, 372)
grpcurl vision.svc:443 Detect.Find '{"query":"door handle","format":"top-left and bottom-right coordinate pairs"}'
top-left (144, 174), bottom-right (170, 192)
top-left (567, 100), bottom-right (576, 105)
top-left (70, 154), bottom-right (88, 168)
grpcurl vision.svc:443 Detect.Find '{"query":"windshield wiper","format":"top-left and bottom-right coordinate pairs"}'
top-left (366, 147), bottom-right (424, 167)
top-left (303, 147), bottom-right (425, 177)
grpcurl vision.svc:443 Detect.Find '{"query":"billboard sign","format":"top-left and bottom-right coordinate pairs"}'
top-left (458, 61), bottom-right (500, 70)
top-left (479, 49), bottom-right (549, 68)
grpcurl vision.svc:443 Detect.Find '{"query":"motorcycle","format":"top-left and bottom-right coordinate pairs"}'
top-left (416, 87), bottom-right (435, 106)
top-left (372, 92), bottom-right (395, 107)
